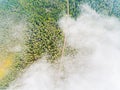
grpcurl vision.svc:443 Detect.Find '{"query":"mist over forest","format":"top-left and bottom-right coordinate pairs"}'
top-left (0, 0), bottom-right (120, 90)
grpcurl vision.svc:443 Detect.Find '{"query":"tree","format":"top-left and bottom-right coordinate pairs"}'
top-left (16, 0), bottom-right (82, 63)
top-left (19, 0), bottom-right (65, 62)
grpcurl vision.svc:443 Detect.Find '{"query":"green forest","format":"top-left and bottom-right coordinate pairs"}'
top-left (0, 0), bottom-right (120, 89)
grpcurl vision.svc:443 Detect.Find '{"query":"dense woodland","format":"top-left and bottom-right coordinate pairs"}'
top-left (0, 0), bottom-right (120, 88)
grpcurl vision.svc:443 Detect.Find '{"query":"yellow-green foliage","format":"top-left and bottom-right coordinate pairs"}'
top-left (0, 0), bottom-right (81, 88)
top-left (20, 0), bottom-right (66, 62)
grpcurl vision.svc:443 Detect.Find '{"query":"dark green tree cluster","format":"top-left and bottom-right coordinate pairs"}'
top-left (18, 0), bottom-right (81, 63)
top-left (69, 0), bottom-right (81, 18)
top-left (20, 0), bottom-right (65, 63)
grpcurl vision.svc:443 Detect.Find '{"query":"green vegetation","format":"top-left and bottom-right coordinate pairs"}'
top-left (22, 0), bottom-right (65, 62)
top-left (0, 0), bottom-right (81, 88)
top-left (18, 0), bottom-right (81, 63)
top-left (1, 0), bottom-right (120, 88)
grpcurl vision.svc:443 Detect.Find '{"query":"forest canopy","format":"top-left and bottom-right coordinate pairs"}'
top-left (1, 0), bottom-right (120, 88)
